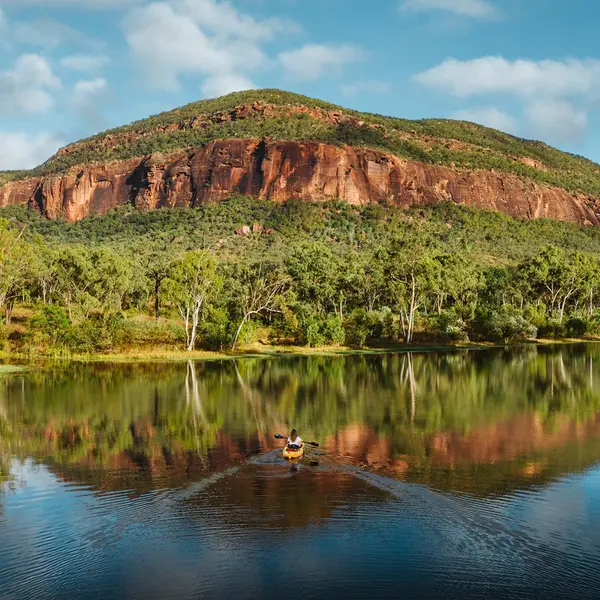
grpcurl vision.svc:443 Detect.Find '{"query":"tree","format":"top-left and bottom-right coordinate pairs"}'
top-left (230, 261), bottom-right (291, 350)
top-left (53, 246), bottom-right (100, 319)
top-left (285, 241), bottom-right (355, 320)
top-left (434, 253), bottom-right (483, 315)
top-left (165, 251), bottom-right (221, 351)
top-left (0, 220), bottom-right (36, 323)
top-left (138, 238), bottom-right (181, 320)
top-left (89, 247), bottom-right (137, 313)
top-left (518, 247), bottom-right (586, 323)
top-left (386, 242), bottom-right (440, 343)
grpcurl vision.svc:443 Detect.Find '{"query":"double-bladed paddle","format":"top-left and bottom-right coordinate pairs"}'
top-left (274, 433), bottom-right (319, 447)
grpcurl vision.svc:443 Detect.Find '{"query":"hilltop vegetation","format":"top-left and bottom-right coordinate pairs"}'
top-left (2, 89), bottom-right (600, 197)
top-left (2, 198), bottom-right (600, 355)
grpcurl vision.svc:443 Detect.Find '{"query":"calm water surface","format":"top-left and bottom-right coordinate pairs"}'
top-left (1, 346), bottom-right (600, 599)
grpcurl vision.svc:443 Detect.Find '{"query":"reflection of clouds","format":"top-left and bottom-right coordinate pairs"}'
top-left (2, 459), bottom-right (600, 598)
top-left (502, 468), bottom-right (600, 555)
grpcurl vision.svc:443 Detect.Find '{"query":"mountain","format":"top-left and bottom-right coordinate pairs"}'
top-left (1, 89), bottom-right (600, 224)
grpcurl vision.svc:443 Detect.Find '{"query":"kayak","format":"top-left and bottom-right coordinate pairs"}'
top-left (282, 445), bottom-right (304, 460)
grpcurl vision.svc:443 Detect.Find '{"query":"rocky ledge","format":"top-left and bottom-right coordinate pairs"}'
top-left (1, 139), bottom-right (598, 225)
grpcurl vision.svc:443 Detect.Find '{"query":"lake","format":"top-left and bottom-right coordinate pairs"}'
top-left (1, 345), bottom-right (599, 599)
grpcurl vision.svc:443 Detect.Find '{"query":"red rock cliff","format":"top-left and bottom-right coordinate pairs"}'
top-left (1, 139), bottom-right (599, 224)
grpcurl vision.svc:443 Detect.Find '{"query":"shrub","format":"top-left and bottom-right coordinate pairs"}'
top-left (565, 316), bottom-right (589, 338)
top-left (302, 314), bottom-right (326, 347)
top-left (537, 318), bottom-right (566, 339)
top-left (435, 310), bottom-right (469, 342)
top-left (344, 308), bottom-right (395, 347)
top-left (120, 319), bottom-right (186, 346)
top-left (322, 315), bottom-right (345, 345)
top-left (201, 308), bottom-right (233, 350)
top-left (68, 313), bottom-right (126, 353)
top-left (471, 306), bottom-right (537, 343)
top-left (28, 305), bottom-right (71, 348)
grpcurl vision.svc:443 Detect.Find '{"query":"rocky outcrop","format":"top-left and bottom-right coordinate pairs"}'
top-left (1, 139), bottom-right (599, 224)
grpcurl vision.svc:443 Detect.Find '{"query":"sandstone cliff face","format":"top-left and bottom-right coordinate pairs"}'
top-left (1, 139), bottom-right (598, 224)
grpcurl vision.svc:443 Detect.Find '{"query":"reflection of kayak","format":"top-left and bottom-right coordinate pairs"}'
top-left (283, 445), bottom-right (304, 460)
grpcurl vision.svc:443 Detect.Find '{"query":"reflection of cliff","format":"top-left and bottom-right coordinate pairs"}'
top-left (48, 430), bottom-right (280, 495)
top-left (327, 415), bottom-right (600, 467)
top-left (427, 413), bottom-right (600, 465)
top-left (325, 414), bottom-right (600, 494)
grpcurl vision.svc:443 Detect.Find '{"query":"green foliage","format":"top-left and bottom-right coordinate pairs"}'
top-left (472, 306), bottom-right (538, 344)
top-left (164, 251), bottom-right (222, 351)
top-left (434, 310), bottom-right (469, 343)
top-left (119, 319), bottom-right (186, 346)
top-left (565, 316), bottom-right (589, 338)
top-left (3, 198), bottom-right (600, 353)
top-left (201, 307), bottom-right (233, 350)
top-left (68, 313), bottom-right (126, 353)
top-left (29, 305), bottom-right (71, 347)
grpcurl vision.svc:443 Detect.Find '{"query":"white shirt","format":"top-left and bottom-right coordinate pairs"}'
top-left (287, 436), bottom-right (303, 446)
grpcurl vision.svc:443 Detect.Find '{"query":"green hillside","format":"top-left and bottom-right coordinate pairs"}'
top-left (2, 89), bottom-right (600, 197)
top-left (3, 198), bottom-right (600, 355)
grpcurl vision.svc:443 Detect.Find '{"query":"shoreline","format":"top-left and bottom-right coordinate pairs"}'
top-left (2, 338), bottom-right (599, 365)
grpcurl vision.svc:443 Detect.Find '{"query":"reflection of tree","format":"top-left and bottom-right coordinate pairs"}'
top-left (400, 353), bottom-right (417, 425)
top-left (1, 345), bottom-right (600, 495)
top-left (185, 360), bottom-right (208, 456)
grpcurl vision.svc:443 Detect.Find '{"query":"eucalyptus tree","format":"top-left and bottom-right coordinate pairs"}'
top-left (164, 251), bottom-right (221, 351)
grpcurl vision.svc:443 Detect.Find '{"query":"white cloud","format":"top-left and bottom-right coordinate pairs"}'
top-left (401, 0), bottom-right (498, 18)
top-left (414, 55), bottom-right (599, 143)
top-left (201, 73), bottom-right (254, 98)
top-left (173, 0), bottom-right (295, 41)
top-left (0, 132), bottom-right (64, 170)
top-left (73, 77), bottom-right (108, 107)
top-left (122, 1), bottom-right (289, 93)
top-left (452, 107), bottom-right (517, 133)
top-left (0, 7), bottom-right (5, 30)
top-left (413, 56), bottom-right (600, 98)
top-left (341, 80), bottom-right (391, 97)
top-left (279, 44), bottom-right (366, 82)
top-left (524, 100), bottom-right (588, 142)
top-left (13, 18), bottom-right (83, 49)
top-left (71, 78), bottom-right (109, 124)
top-left (0, 54), bottom-right (61, 116)
top-left (61, 54), bottom-right (109, 72)
top-left (0, 0), bottom-right (142, 7)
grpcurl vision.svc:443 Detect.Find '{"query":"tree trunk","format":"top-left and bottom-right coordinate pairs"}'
top-left (188, 308), bottom-right (199, 352)
top-left (154, 278), bottom-right (160, 321)
top-left (232, 316), bottom-right (248, 351)
top-left (407, 273), bottom-right (417, 344)
top-left (180, 306), bottom-right (191, 351)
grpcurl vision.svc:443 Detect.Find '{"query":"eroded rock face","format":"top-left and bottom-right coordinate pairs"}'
top-left (1, 139), bottom-right (599, 224)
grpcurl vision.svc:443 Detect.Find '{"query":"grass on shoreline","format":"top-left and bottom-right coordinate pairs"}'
top-left (2, 338), bottom-right (597, 365)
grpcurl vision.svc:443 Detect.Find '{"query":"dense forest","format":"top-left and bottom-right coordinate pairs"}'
top-left (2, 89), bottom-right (600, 197)
top-left (2, 197), bottom-right (600, 355)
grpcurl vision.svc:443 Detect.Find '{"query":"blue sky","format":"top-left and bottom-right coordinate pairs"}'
top-left (1, 0), bottom-right (600, 170)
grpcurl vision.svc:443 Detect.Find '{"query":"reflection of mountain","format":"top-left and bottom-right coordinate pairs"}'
top-left (2, 345), bottom-right (600, 497)
top-left (46, 430), bottom-right (281, 496)
top-left (325, 416), bottom-right (600, 495)
top-left (327, 414), bottom-right (600, 467)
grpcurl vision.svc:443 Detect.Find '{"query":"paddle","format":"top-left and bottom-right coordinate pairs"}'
top-left (274, 433), bottom-right (319, 447)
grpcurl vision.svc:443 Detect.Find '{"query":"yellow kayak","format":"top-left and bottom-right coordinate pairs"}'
top-left (282, 445), bottom-right (304, 460)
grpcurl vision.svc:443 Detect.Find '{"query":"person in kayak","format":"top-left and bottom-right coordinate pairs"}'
top-left (287, 429), bottom-right (303, 450)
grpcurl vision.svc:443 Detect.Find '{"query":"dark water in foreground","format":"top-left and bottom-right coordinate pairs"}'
top-left (1, 346), bottom-right (600, 599)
